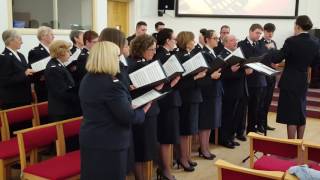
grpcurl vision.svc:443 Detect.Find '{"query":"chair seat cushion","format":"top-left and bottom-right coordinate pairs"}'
top-left (254, 155), bottom-right (297, 172)
top-left (24, 150), bottom-right (80, 180)
top-left (308, 162), bottom-right (320, 171)
top-left (0, 138), bottom-right (20, 159)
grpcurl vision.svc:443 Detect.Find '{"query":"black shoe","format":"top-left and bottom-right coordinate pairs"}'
top-left (188, 160), bottom-right (197, 167)
top-left (156, 168), bottom-right (176, 180)
top-left (232, 141), bottom-right (240, 146)
top-left (257, 126), bottom-right (266, 134)
top-left (220, 141), bottom-right (235, 149)
top-left (176, 159), bottom-right (195, 172)
top-left (267, 125), bottom-right (275, 131)
top-left (198, 148), bottom-right (215, 160)
top-left (236, 135), bottom-right (247, 141)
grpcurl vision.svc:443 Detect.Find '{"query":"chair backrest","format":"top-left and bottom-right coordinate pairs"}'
top-left (1, 104), bottom-right (38, 141)
top-left (36, 101), bottom-right (49, 120)
top-left (248, 133), bottom-right (303, 168)
top-left (303, 142), bottom-right (320, 163)
top-left (15, 123), bottom-right (58, 170)
top-left (215, 159), bottom-right (284, 180)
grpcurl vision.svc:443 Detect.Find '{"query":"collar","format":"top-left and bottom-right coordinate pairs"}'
top-left (198, 43), bottom-right (203, 49)
top-left (40, 42), bottom-right (50, 53)
top-left (246, 37), bottom-right (255, 46)
top-left (57, 59), bottom-right (66, 67)
top-left (205, 45), bottom-right (216, 57)
top-left (224, 47), bottom-right (233, 53)
top-left (6, 47), bottom-right (21, 61)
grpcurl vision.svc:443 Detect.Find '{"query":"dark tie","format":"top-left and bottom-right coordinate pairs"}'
top-left (252, 42), bottom-right (257, 48)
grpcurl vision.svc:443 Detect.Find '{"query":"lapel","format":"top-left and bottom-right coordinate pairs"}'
top-left (3, 48), bottom-right (28, 69)
top-left (52, 58), bottom-right (75, 86)
top-left (38, 44), bottom-right (50, 56)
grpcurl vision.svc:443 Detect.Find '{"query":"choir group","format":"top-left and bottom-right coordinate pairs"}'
top-left (0, 15), bottom-right (319, 180)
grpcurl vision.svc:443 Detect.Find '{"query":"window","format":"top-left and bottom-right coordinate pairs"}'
top-left (11, 0), bottom-right (95, 30)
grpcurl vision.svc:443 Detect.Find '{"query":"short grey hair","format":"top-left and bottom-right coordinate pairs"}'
top-left (69, 30), bottom-right (83, 44)
top-left (2, 29), bottom-right (21, 46)
top-left (37, 26), bottom-right (53, 41)
top-left (222, 34), bottom-right (236, 45)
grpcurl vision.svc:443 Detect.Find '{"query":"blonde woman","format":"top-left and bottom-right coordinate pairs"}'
top-left (79, 41), bottom-right (150, 180)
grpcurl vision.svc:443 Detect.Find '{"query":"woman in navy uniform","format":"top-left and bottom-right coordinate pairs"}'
top-left (45, 40), bottom-right (81, 122)
top-left (74, 30), bottom-right (98, 86)
top-left (79, 41), bottom-right (150, 180)
top-left (268, 15), bottom-right (320, 139)
top-left (28, 26), bottom-right (54, 102)
top-left (198, 30), bottom-right (222, 160)
top-left (0, 29), bottom-right (33, 109)
top-left (154, 28), bottom-right (181, 180)
top-left (128, 34), bottom-right (164, 180)
top-left (175, 31), bottom-right (207, 172)
top-left (98, 28), bottom-right (134, 175)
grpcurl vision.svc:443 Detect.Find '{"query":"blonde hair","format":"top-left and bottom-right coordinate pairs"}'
top-left (37, 26), bottom-right (53, 41)
top-left (2, 29), bottom-right (21, 46)
top-left (49, 40), bottom-right (71, 59)
top-left (86, 41), bottom-right (120, 76)
top-left (176, 31), bottom-right (194, 50)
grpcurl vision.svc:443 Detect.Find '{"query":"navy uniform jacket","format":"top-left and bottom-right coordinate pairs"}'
top-left (79, 73), bottom-right (145, 150)
top-left (220, 48), bottom-right (248, 99)
top-left (117, 60), bottom-right (131, 90)
top-left (28, 44), bottom-right (50, 101)
top-left (269, 33), bottom-right (320, 94)
top-left (238, 38), bottom-right (267, 87)
top-left (0, 48), bottom-right (32, 107)
top-left (175, 49), bottom-right (203, 103)
top-left (191, 43), bottom-right (203, 55)
top-left (198, 46), bottom-right (224, 97)
top-left (127, 57), bottom-right (160, 116)
top-left (214, 40), bottom-right (224, 55)
top-left (153, 46), bottom-right (182, 108)
top-left (44, 58), bottom-right (81, 118)
top-left (127, 34), bottom-right (136, 45)
top-left (74, 48), bottom-right (89, 86)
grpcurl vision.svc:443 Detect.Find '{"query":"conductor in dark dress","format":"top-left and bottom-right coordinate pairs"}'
top-left (79, 41), bottom-right (150, 180)
top-left (268, 15), bottom-right (320, 139)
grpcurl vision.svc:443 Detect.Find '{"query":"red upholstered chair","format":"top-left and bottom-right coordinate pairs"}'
top-left (248, 132), bottom-right (303, 172)
top-left (303, 141), bottom-right (320, 171)
top-left (35, 101), bottom-right (49, 124)
top-left (15, 117), bottom-right (81, 180)
top-left (0, 137), bottom-right (20, 180)
top-left (1, 104), bottom-right (38, 141)
top-left (215, 159), bottom-right (284, 180)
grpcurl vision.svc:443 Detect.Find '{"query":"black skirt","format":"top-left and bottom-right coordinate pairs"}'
top-left (199, 96), bottom-right (222, 130)
top-left (179, 103), bottom-right (199, 136)
top-left (276, 89), bottom-right (307, 126)
top-left (132, 115), bottom-right (158, 162)
top-left (157, 107), bottom-right (180, 144)
top-left (80, 147), bottom-right (127, 180)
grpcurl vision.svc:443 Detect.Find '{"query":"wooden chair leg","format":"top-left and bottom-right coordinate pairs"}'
top-left (143, 161), bottom-right (153, 180)
top-left (0, 160), bottom-right (7, 180)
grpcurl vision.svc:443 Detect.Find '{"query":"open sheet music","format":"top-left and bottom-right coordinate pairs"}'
top-left (31, 56), bottom-right (51, 72)
top-left (129, 60), bottom-right (167, 89)
top-left (223, 47), bottom-right (265, 65)
top-left (210, 56), bottom-right (227, 72)
top-left (182, 52), bottom-right (209, 77)
top-left (245, 62), bottom-right (280, 76)
top-left (64, 48), bottom-right (81, 66)
top-left (132, 89), bottom-right (169, 109)
top-left (162, 55), bottom-right (185, 79)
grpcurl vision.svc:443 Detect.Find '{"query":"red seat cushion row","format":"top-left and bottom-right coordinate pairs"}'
top-left (24, 150), bottom-right (80, 180)
top-left (254, 155), bottom-right (297, 172)
top-left (308, 162), bottom-right (320, 171)
top-left (0, 137), bottom-right (20, 159)
top-left (37, 103), bottom-right (49, 118)
top-left (63, 119), bottom-right (82, 138)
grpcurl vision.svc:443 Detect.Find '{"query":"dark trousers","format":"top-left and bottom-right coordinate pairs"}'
top-left (247, 87), bottom-right (264, 133)
top-left (259, 77), bottom-right (276, 127)
top-left (81, 147), bottom-right (127, 180)
top-left (220, 98), bottom-right (239, 143)
top-left (235, 97), bottom-right (248, 137)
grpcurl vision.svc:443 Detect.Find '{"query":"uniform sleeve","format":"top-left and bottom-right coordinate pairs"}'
top-left (0, 56), bottom-right (28, 86)
top-left (45, 67), bottom-right (78, 101)
top-left (105, 83), bottom-right (145, 126)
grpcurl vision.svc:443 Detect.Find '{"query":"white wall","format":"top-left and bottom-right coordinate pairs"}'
top-left (129, 0), bottom-right (320, 47)
top-left (1, 0), bottom-right (319, 57)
